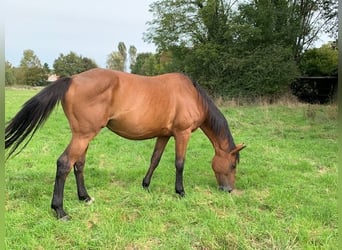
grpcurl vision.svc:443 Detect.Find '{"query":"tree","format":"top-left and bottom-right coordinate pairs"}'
top-left (235, 0), bottom-right (296, 49)
top-left (300, 43), bottom-right (338, 76)
top-left (5, 61), bottom-right (16, 86)
top-left (53, 52), bottom-right (98, 77)
top-left (20, 49), bottom-right (42, 68)
top-left (43, 63), bottom-right (50, 75)
top-left (320, 0), bottom-right (338, 37)
top-left (118, 42), bottom-right (127, 71)
top-left (107, 42), bottom-right (138, 72)
top-left (144, 0), bottom-right (333, 97)
top-left (236, 0), bottom-right (338, 62)
top-left (106, 51), bottom-right (125, 71)
top-left (128, 45), bottom-right (137, 71)
top-left (17, 49), bottom-right (46, 85)
top-left (131, 53), bottom-right (159, 76)
top-left (145, 0), bottom-right (236, 51)
top-left (222, 45), bottom-right (299, 97)
top-left (292, 0), bottom-right (338, 61)
top-left (80, 57), bottom-right (98, 72)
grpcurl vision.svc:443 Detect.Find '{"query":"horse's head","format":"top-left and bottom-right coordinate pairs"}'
top-left (212, 143), bottom-right (246, 192)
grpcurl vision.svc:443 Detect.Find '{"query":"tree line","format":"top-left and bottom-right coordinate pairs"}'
top-left (5, 42), bottom-right (136, 86)
top-left (6, 0), bottom-right (338, 99)
top-left (139, 0), bottom-right (337, 98)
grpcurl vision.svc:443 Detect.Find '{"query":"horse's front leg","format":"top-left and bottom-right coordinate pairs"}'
top-left (142, 136), bottom-right (170, 190)
top-left (174, 131), bottom-right (191, 197)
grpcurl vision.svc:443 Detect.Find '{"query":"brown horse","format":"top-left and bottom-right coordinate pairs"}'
top-left (5, 68), bottom-right (245, 220)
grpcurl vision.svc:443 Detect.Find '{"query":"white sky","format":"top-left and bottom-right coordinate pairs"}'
top-left (5, 0), bottom-right (156, 67)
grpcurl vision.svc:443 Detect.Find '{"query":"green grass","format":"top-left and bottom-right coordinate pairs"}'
top-left (5, 88), bottom-right (338, 249)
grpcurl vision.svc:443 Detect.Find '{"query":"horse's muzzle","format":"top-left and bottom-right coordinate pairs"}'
top-left (218, 185), bottom-right (233, 193)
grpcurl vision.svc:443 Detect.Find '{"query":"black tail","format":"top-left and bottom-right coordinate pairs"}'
top-left (5, 77), bottom-right (73, 158)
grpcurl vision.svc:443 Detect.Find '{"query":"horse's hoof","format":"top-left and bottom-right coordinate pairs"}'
top-left (85, 197), bottom-right (95, 205)
top-left (142, 179), bottom-right (150, 189)
top-left (176, 190), bottom-right (185, 197)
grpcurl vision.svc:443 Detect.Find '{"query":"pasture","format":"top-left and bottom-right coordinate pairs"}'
top-left (5, 88), bottom-right (337, 249)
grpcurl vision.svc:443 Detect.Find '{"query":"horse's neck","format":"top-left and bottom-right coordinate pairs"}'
top-left (200, 122), bottom-right (230, 155)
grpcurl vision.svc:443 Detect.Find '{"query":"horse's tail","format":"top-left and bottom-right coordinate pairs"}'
top-left (5, 77), bottom-right (73, 158)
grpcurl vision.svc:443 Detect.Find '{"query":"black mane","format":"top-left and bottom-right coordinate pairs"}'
top-left (191, 80), bottom-right (236, 152)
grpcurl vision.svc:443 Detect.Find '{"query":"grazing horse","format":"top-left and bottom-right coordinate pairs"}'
top-left (5, 68), bottom-right (245, 220)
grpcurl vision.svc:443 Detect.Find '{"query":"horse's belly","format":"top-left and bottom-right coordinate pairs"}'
top-left (106, 118), bottom-right (172, 140)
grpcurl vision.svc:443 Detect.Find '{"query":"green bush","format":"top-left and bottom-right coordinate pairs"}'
top-left (222, 45), bottom-right (299, 97)
top-left (300, 44), bottom-right (338, 76)
top-left (181, 44), bottom-right (299, 98)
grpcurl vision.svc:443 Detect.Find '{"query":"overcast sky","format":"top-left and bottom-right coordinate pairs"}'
top-left (5, 0), bottom-right (156, 68)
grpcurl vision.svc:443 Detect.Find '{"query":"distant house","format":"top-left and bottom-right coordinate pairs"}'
top-left (47, 74), bottom-right (59, 82)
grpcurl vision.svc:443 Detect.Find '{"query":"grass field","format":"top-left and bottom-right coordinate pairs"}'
top-left (5, 88), bottom-right (338, 249)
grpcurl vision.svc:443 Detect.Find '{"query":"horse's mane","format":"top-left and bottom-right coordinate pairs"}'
top-left (191, 80), bottom-right (236, 153)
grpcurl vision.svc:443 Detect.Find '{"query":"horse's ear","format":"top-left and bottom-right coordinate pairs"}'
top-left (230, 143), bottom-right (246, 155)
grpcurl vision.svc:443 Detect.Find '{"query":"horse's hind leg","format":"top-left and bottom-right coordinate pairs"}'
top-left (51, 152), bottom-right (71, 220)
top-left (51, 136), bottom-right (92, 220)
top-left (74, 147), bottom-right (93, 204)
top-left (142, 136), bottom-right (170, 190)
